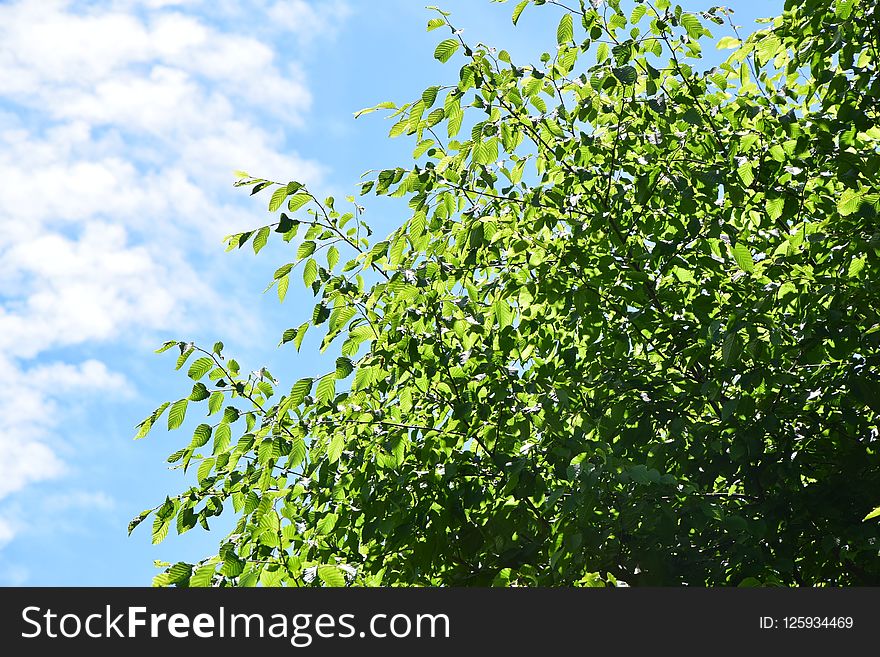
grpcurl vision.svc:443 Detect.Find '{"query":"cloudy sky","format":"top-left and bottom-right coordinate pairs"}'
top-left (0, 0), bottom-right (779, 585)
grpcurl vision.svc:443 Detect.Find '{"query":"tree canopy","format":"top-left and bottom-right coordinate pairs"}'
top-left (132, 0), bottom-right (880, 586)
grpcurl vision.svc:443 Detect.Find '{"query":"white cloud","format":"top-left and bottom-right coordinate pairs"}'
top-left (267, 0), bottom-right (352, 44)
top-left (0, 356), bottom-right (132, 501)
top-left (0, 2), bottom-right (152, 93)
top-left (0, 0), bottom-right (348, 541)
top-left (43, 490), bottom-right (116, 512)
top-left (0, 0), bottom-right (343, 354)
top-left (28, 360), bottom-right (132, 394)
top-left (0, 438), bottom-right (64, 505)
top-left (0, 562), bottom-right (29, 586)
top-left (0, 223), bottom-right (189, 357)
top-left (0, 1), bottom-right (318, 123)
top-left (0, 517), bottom-right (17, 549)
top-left (141, 0), bottom-right (200, 8)
top-left (0, 488), bottom-right (114, 581)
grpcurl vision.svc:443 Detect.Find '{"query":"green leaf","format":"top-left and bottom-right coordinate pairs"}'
top-left (737, 162), bottom-right (755, 186)
top-left (317, 513), bottom-right (339, 535)
top-left (494, 298), bottom-right (513, 328)
top-left (293, 322), bottom-right (309, 350)
top-left (837, 188), bottom-right (863, 216)
top-left (612, 66), bottom-right (637, 85)
top-left (175, 347), bottom-right (194, 371)
top-left (756, 34), bottom-right (782, 62)
top-left (387, 236), bottom-right (405, 266)
top-left (290, 378), bottom-right (313, 406)
top-left (335, 357), bottom-right (354, 379)
top-left (864, 506), bottom-right (880, 521)
top-left (189, 383), bottom-right (210, 402)
top-left (288, 193), bottom-right (311, 212)
top-left (128, 510), bottom-right (151, 535)
top-left (413, 139), bottom-right (435, 159)
top-left (410, 212), bottom-right (427, 240)
top-left (630, 5), bottom-right (647, 24)
top-left (426, 18), bottom-right (445, 32)
top-left (190, 564), bottom-right (216, 587)
top-left (327, 245), bottom-right (340, 270)
top-left (303, 258), bottom-right (318, 286)
top-left (221, 554), bottom-right (245, 578)
top-left (680, 13), bottom-right (703, 39)
top-left (473, 137), bottom-right (499, 166)
top-left (268, 187), bottom-right (287, 212)
top-left (167, 447), bottom-right (187, 464)
top-left (213, 423), bottom-right (231, 454)
top-left (766, 196), bottom-right (784, 222)
top-left (716, 36), bottom-right (741, 49)
top-left (317, 564), bottom-right (346, 587)
top-left (731, 243), bottom-right (755, 273)
top-left (446, 101), bottom-right (464, 137)
top-left (353, 366), bottom-right (372, 392)
top-left (274, 263), bottom-right (293, 280)
top-left (187, 357), bottom-right (214, 381)
top-left (354, 101), bottom-right (396, 119)
top-left (297, 241), bottom-right (316, 260)
top-left (136, 420), bottom-right (158, 441)
top-left (152, 513), bottom-right (173, 545)
top-left (192, 423), bottom-right (212, 448)
top-left (738, 577), bottom-right (763, 587)
top-left (722, 333), bottom-right (740, 365)
top-left (328, 433), bottom-right (345, 464)
top-left (197, 457), bottom-right (214, 483)
top-left (277, 275), bottom-right (290, 302)
top-left (836, 0), bottom-right (854, 19)
top-left (556, 13), bottom-right (573, 45)
top-left (289, 438), bottom-right (307, 470)
top-left (671, 266), bottom-right (696, 284)
top-left (852, 376), bottom-right (880, 414)
top-left (848, 256), bottom-right (866, 278)
top-left (253, 226), bottom-right (270, 254)
top-left (316, 376), bottom-right (336, 404)
top-left (422, 86), bottom-right (439, 107)
top-left (434, 39), bottom-right (460, 63)
top-left (155, 341), bottom-right (178, 354)
top-left (512, 0), bottom-right (528, 25)
top-left (135, 401), bottom-right (170, 439)
top-left (168, 399), bottom-right (188, 430)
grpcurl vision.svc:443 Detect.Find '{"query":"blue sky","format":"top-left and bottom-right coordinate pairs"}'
top-left (0, 0), bottom-right (782, 585)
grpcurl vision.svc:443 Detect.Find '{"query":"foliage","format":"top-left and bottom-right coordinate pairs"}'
top-left (133, 0), bottom-right (880, 586)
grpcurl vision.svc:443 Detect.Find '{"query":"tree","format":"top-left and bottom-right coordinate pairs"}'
top-left (132, 0), bottom-right (880, 586)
